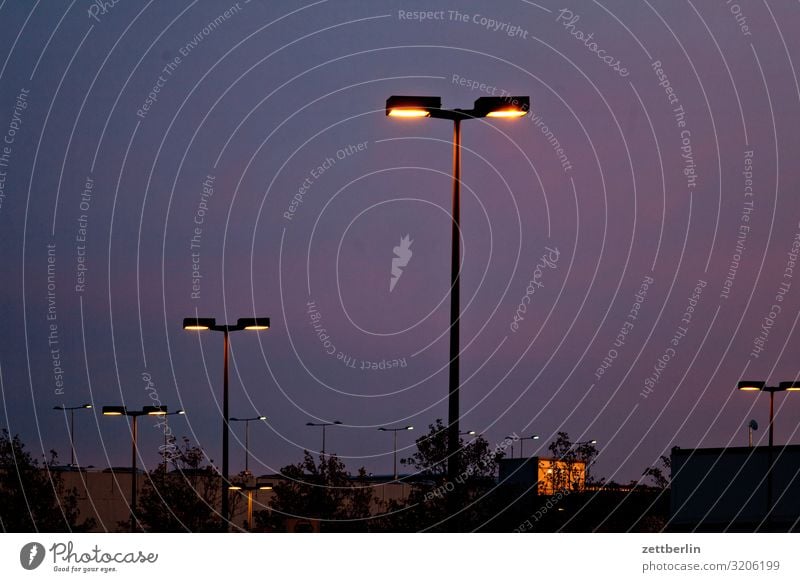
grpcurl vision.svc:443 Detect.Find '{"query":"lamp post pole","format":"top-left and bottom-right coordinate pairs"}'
top-left (183, 317), bottom-right (270, 529)
top-left (386, 95), bottom-right (530, 492)
top-left (306, 421), bottom-right (343, 458)
top-left (130, 414), bottom-right (138, 531)
top-left (737, 380), bottom-right (800, 528)
top-left (53, 404), bottom-right (92, 466)
top-left (505, 436), bottom-right (516, 459)
top-left (229, 482), bottom-right (273, 531)
top-left (379, 426), bottom-right (414, 480)
top-left (769, 389), bottom-right (774, 447)
top-left (222, 328), bottom-right (230, 515)
top-left (448, 117), bottom-right (462, 485)
top-left (519, 435), bottom-right (540, 459)
top-left (103, 405), bottom-right (169, 532)
top-left (231, 416), bottom-right (266, 475)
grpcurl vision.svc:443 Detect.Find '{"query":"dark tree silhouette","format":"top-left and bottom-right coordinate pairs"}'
top-left (0, 429), bottom-right (94, 532)
top-left (400, 418), bottom-right (502, 479)
top-left (136, 437), bottom-right (229, 532)
top-left (256, 451), bottom-right (375, 532)
top-left (546, 431), bottom-right (598, 492)
top-left (642, 455), bottom-right (671, 489)
top-left (375, 419), bottom-right (506, 531)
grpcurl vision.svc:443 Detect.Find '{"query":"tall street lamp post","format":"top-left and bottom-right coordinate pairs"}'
top-left (102, 405), bottom-right (168, 532)
top-left (306, 420), bottom-right (342, 457)
top-left (378, 425), bottom-right (414, 480)
top-left (53, 403), bottom-right (92, 466)
top-left (519, 434), bottom-right (540, 458)
top-left (386, 95), bottom-right (530, 485)
top-left (737, 380), bottom-right (800, 526)
top-left (183, 316), bottom-right (270, 527)
top-left (231, 415), bottom-right (266, 475)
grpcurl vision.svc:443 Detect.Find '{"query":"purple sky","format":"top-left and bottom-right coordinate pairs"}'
top-left (1, 0), bottom-right (800, 484)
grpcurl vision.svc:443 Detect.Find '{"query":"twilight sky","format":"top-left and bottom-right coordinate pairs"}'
top-left (1, 0), bottom-right (799, 485)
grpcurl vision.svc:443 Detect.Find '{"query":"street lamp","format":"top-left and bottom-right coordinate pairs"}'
top-left (102, 405), bottom-right (168, 532)
top-left (386, 94), bottom-right (530, 485)
top-left (737, 380), bottom-right (799, 526)
top-left (306, 420), bottom-right (342, 457)
top-left (460, 430), bottom-right (477, 436)
top-left (737, 381), bottom-right (800, 447)
top-left (53, 403), bottom-right (92, 466)
top-left (230, 415), bottom-right (267, 475)
top-left (378, 425), bottom-right (414, 480)
top-left (229, 479), bottom-right (274, 531)
top-left (519, 434), bottom-right (540, 459)
top-left (157, 410), bottom-right (185, 473)
top-left (505, 435), bottom-right (518, 459)
top-left (183, 316), bottom-right (270, 526)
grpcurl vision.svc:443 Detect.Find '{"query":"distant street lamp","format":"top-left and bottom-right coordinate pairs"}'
top-left (306, 420), bottom-right (342, 457)
top-left (102, 405), bottom-right (168, 532)
top-left (575, 439), bottom-right (598, 446)
top-left (229, 479), bottom-right (273, 531)
top-left (230, 415), bottom-right (267, 475)
top-left (183, 316), bottom-right (270, 526)
top-left (53, 403), bottom-right (92, 466)
top-left (505, 435), bottom-right (518, 459)
top-left (378, 425), bottom-right (414, 480)
top-left (459, 430), bottom-right (477, 437)
top-left (519, 434), bottom-right (540, 459)
top-left (158, 410), bottom-right (185, 473)
top-left (386, 94), bottom-right (530, 485)
top-left (737, 381), bottom-right (800, 446)
top-left (737, 380), bottom-right (800, 525)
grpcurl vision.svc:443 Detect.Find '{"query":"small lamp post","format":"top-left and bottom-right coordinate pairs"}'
top-left (230, 415), bottom-right (267, 475)
top-left (519, 434), bottom-right (540, 459)
top-left (737, 380), bottom-right (800, 525)
top-left (229, 480), bottom-right (274, 531)
top-left (53, 403), bottom-right (92, 466)
top-left (378, 425), bottom-right (414, 480)
top-left (103, 405), bottom-right (168, 532)
top-left (305, 420), bottom-right (343, 457)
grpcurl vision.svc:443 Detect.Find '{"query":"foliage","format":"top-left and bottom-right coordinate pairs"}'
top-left (642, 455), bottom-right (672, 489)
top-left (0, 429), bottom-right (94, 532)
top-left (256, 451), bottom-right (375, 531)
top-left (374, 419), bottom-right (506, 531)
top-left (400, 418), bottom-right (501, 480)
top-left (136, 437), bottom-right (230, 532)
top-left (546, 431), bottom-right (598, 492)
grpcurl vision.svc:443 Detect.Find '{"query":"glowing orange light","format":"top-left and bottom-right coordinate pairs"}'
top-left (388, 108), bottom-right (430, 118)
